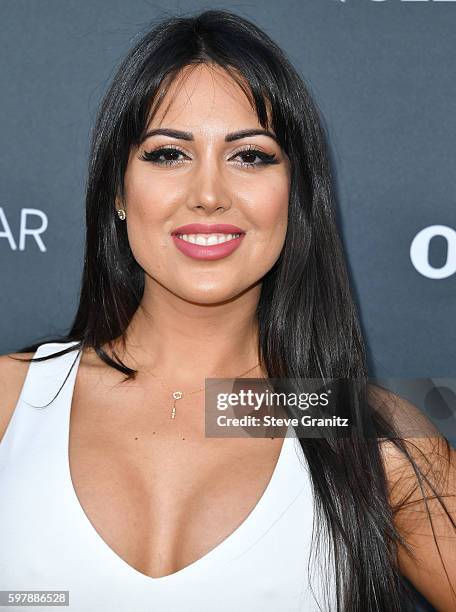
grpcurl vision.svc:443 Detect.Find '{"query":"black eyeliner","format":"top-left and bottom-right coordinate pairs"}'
top-left (139, 146), bottom-right (279, 166)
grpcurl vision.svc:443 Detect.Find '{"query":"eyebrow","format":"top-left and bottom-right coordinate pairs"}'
top-left (140, 128), bottom-right (278, 144)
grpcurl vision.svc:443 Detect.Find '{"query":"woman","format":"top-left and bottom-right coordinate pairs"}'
top-left (0, 9), bottom-right (455, 612)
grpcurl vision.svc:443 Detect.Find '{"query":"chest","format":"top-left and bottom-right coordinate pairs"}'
top-left (68, 368), bottom-right (285, 580)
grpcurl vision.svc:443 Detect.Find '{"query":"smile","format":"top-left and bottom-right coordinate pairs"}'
top-left (171, 223), bottom-right (246, 261)
top-left (175, 233), bottom-right (242, 245)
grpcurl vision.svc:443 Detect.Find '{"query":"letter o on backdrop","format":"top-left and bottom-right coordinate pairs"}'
top-left (410, 224), bottom-right (456, 279)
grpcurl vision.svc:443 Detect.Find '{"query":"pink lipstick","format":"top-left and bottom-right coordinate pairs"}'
top-left (170, 223), bottom-right (245, 261)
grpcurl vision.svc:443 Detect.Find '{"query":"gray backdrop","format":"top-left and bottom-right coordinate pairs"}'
top-left (1, 1), bottom-right (455, 443)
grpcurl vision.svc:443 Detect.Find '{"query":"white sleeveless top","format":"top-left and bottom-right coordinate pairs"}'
top-left (0, 341), bottom-right (336, 611)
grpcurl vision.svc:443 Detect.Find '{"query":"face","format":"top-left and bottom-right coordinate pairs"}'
top-left (118, 63), bottom-right (291, 304)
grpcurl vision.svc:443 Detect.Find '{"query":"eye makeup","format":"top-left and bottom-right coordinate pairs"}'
top-left (138, 145), bottom-right (279, 168)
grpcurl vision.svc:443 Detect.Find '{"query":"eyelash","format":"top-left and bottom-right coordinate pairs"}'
top-left (139, 145), bottom-right (278, 168)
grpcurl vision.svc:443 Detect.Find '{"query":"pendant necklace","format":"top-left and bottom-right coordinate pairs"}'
top-left (150, 362), bottom-right (262, 419)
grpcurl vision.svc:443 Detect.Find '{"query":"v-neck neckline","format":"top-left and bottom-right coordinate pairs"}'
top-left (57, 342), bottom-right (293, 584)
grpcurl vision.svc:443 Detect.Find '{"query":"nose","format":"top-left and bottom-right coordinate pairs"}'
top-left (186, 157), bottom-right (232, 214)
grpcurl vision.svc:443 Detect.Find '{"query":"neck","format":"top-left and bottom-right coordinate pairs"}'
top-left (111, 280), bottom-right (264, 385)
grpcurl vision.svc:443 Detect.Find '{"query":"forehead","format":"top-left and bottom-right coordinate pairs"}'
top-left (147, 63), bottom-right (267, 133)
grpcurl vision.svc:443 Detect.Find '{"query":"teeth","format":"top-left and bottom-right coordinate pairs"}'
top-left (177, 233), bottom-right (241, 245)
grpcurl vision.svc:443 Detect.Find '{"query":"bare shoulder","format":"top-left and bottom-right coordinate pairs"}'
top-left (368, 383), bottom-right (454, 509)
top-left (0, 351), bottom-right (36, 444)
top-left (368, 384), bottom-right (456, 611)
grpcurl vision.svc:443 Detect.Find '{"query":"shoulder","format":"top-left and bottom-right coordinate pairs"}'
top-left (369, 384), bottom-right (456, 611)
top-left (367, 383), bottom-right (449, 494)
top-left (369, 384), bottom-right (452, 482)
top-left (0, 351), bottom-right (36, 443)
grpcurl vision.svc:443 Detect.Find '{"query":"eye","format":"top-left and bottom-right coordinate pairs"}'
top-left (231, 147), bottom-right (278, 168)
top-left (139, 146), bottom-right (189, 166)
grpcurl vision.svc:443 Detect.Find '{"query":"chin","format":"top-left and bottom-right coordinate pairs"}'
top-left (177, 283), bottom-right (250, 306)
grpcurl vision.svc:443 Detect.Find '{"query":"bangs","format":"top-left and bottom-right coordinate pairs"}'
top-left (137, 60), bottom-right (274, 147)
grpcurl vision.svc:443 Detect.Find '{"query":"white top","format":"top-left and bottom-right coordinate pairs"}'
top-left (0, 341), bottom-right (336, 611)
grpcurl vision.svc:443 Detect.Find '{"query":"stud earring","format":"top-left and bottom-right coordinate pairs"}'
top-left (117, 208), bottom-right (126, 220)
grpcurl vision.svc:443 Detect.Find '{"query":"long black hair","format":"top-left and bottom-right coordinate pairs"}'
top-left (13, 9), bottom-right (455, 611)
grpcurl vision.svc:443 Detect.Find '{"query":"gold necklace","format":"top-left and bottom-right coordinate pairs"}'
top-left (149, 362), bottom-right (262, 419)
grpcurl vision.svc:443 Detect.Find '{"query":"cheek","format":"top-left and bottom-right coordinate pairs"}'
top-left (123, 168), bottom-right (174, 250)
top-left (248, 177), bottom-right (289, 245)
top-left (125, 169), bottom-right (166, 221)
top-left (122, 196), bottom-right (169, 277)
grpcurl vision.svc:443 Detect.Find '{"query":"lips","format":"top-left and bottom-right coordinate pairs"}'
top-left (170, 223), bottom-right (246, 261)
